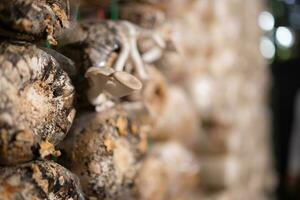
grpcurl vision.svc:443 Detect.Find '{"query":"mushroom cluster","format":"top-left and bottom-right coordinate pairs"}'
top-left (0, 1), bottom-right (175, 198)
top-left (0, 0), bottom-right (274, 200)
top-left (59, 19), bottom-right (168, 111)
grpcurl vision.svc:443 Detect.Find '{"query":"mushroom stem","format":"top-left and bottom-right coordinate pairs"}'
top-left (140, 28), bottom-right (166, 49)
top-left (130, 37), bottom-right (148, 80)
top-left (151, 32), bottom-right (166, 49)
top-left (114, 28), bottom-right (130, 71)
top-left (122, 21), bottom-right (148, 80)
top-left (142, 46), bottom-right (163, 63)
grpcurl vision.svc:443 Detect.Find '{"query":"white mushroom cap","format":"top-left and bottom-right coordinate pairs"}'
top-left (85, 67), bottom-right (142, 105)
top-left (105, 71), bottom-right (142, 98)
top-left (85, 66), bottom-right (114, 105)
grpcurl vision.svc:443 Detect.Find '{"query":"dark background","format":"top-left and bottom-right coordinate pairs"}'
top-left (268, 0), bottom-right (300, 199)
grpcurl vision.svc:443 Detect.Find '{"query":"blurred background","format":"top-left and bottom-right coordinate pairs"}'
top-left (77, 0), bottom-right (300, 199)
top-left (267, 0), bottom-right (300, 199)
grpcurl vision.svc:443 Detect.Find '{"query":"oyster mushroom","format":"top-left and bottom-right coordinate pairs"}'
top-left (0, 0), bottom-right (78, 45)
top-left (114, 20), bottom-right (149, 80)
top-left (85, 67), bottom-right (142, 107)
top-left (59, 20), bottom-right (162, 109)
top-left (0, 42), bottom-right (75, 165)
top-left (0, 160), bottom-right (84, 200)
top-left (119, 2), bottom-right (176, 64)
top-left (85, 67), bottom-right (115, 106)
top-left (108, 71), bottom-right (142, 98)
top-left (114, 20), bottom-right (170, 75)
top-left (60, 106), bottom-right (147, 200)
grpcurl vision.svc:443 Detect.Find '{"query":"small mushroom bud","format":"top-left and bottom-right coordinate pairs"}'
top-left (0, 160), bottom-right (84, 200)
top-left (60, 106), bottom-right (147, 199)
top-left (0, 42), bottom-right (75, 165)
top-left (0, 0), bottom-right (78, 45)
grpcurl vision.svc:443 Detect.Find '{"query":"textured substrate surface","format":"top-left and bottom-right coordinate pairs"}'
top-left (0, 160), bottom-right (84, 200)
top-left (0, 42), bottom-right (75, 165)
top-left (61, 106), bottom-right (147, 200)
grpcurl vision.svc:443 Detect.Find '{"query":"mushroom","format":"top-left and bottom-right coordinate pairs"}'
top-left (115, 21), bottom-right (149, 80)
top-left (59, 20), bottom-right (166, 109)
top-left (85, 66), bottom-right (115, 105)
top-left (85, 67), bottom-right (142, 108)
top-left (119, 2), bottom-right (176, 64)
top-left (113, 28), bottom-right (131, 72)
top-left (113, 20), bottom-right (168, 80)
top-left (108, 71), bottom-right (142, 98)
top-left (142, 46), bottom-right (165, 63)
